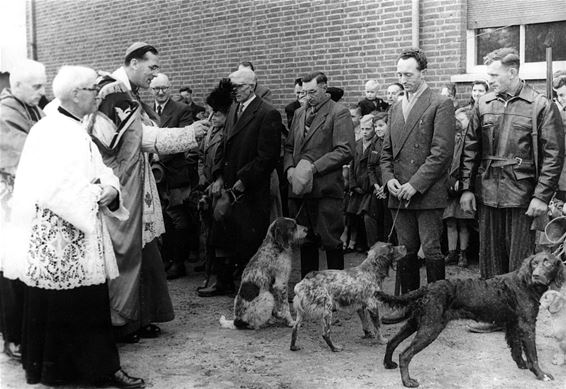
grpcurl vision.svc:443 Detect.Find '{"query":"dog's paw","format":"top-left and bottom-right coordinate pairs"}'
top-left (362, 331), bottom-right (375, 339)
top-left (384, 360), bottom-right (398, 369)
top-left (537, 372), bottom-right (554, 381)
top-left (290, 345), bottom-right (301, 351)
top-left (286, 319), bottom-right (296, 327)
top-left (376, 335), bottom-right (389, 345)
top-left (403, 377), bottom-right (420, 387)
top-left (330, 344), bottom-right (343, 352)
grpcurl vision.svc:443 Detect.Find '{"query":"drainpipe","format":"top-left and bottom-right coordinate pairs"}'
top-left (28, 0), bottom-right (37, 60)
top-left (412, 0), bottom-right (419, 48)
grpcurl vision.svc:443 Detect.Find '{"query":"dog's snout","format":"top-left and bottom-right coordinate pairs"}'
top-left (393, 245), bottom-right (407, 257)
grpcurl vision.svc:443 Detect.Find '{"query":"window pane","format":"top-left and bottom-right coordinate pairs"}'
top-left (476, 26), bottom-right (520, 65)
top-left (525, 21), bottom-right (566, 63)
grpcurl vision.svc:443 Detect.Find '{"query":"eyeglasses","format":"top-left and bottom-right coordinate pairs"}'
top-left (231, 83), bottom-right (250, 91)
top-left (152, 87), bottom-right (169, 93)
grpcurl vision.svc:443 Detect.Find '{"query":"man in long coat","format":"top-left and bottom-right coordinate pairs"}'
top-left (92, 42), bottom-right (207, 342)
top-left (198, 68), bottom-right (281, 297)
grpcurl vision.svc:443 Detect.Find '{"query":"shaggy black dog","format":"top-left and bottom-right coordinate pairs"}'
top-left (376, 251), bottom-right (566, 388)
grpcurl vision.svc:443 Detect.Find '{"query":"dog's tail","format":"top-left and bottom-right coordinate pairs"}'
top-left (219, 315), bottom-right (237, 329)
top-left (374, 288), bottom-right (426, 308)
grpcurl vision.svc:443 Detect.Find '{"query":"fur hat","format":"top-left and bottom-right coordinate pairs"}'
top-left (206, 78), bottom-right (233, 113)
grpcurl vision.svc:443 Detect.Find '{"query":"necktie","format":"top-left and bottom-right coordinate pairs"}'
top-left (237, 104), bottom-right (244, 119)
top-left (157, 105), bottom-right (162, 116)
top-left (304, 107), bottom-right (316, 136)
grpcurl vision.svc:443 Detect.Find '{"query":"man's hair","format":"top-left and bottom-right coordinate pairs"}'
top-left (442, 82), bottom-right (456, 97)
top-left (552, 70), bottom-right (566, 90)
top-left (239, 61), bottom-right (255, 71)
top-left (302, 71), bottom-right (327, 85)
top-left (52, 65), bottom-right (96, 101)
top-left (483, 47), bottom-right (520, 70)
top-left (9, 59), bottom-right (45, 88)
top-left (389, 82), bottom-right (404, 90)
top-left (372, 111), bottom-right (388, 123)
top-left (124, 44), bottom-right (158, 66)
top-left (472, 79), bottom-right (489, 92)
top-left (179, 86), bottom-right (193, 94)
top-left (349, 104), bottom-right (362, 114)
top-left (398, 48), bottom-right (428, 70)
top-left (294, 78), bottom-right (303, 87)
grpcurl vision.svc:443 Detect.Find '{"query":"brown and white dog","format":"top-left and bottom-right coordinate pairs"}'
top-left (540, 288), bottom-right (566, 365)
top-left (220, 217), bottom-right (307, 330)
top-left (290, 242), bottom-right (407, 352)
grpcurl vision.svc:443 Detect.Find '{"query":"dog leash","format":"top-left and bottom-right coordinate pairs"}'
top-left (387, 199), bottom-right (410, 243)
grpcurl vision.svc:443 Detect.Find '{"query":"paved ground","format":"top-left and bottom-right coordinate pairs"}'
top-left (1, 250), bottom-right (565, 389)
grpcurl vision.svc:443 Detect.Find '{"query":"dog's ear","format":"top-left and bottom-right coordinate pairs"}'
top-left (549, 258), bottom-right (566, 291)
top-left (517, 254), bottom-right (536, 284)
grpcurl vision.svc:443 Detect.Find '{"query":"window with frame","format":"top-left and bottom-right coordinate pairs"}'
top-left (464, 0), bottom-right (566, 79)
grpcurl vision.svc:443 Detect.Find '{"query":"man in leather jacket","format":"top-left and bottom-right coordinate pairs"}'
top-left (460, 48), bottom-right (564, 332)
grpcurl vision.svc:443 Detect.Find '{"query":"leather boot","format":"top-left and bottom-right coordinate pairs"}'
top-left (325, 247), bottom-right (344, 270)
top-left (382, 255), bottom-right (420, 324)
top-left (425, 258), bottom-right (445, 283)
top-left (300, 243), bottom-right (319, 279)
top-left (197, 257), bottom-right (235, 297)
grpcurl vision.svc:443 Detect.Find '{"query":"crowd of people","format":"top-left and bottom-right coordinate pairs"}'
top-left (0, 42), bottom-right (565, 389)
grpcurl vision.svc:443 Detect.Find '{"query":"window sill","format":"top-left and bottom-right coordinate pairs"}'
top-left (450, 72), bottom-right (549, 83)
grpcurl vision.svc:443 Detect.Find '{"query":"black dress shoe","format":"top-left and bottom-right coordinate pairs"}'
top-left (166, 263), bottom-right (186, 280)
top-left (197, 283), bottom-right (234, 297)
top-left (137, 324), bottom-right (161, 338)
top-left (116, 332), bottom-right (140, 344)
top-left (96, 369), bottom-right (145, 388)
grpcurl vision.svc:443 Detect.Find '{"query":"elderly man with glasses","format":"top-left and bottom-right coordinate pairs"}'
top-left (8, 65), bottom-right (145, 388)
top-left (149, 73), bottom-right (197, 280)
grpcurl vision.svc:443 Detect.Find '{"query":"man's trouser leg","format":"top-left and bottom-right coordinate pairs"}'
top-left (417, 209), bottom-right (445, 283)
top-left (381, 209), bottom-right (421, 324)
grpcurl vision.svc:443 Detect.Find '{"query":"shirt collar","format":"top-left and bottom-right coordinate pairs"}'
top-left (240, 93), bottom-right (256, 111)
top-left (309, 94), bottom-right (331, 112)
top-left (405, 81), bottom-right (428, 103)
top-left (57, 106), bottom-right (81, 122)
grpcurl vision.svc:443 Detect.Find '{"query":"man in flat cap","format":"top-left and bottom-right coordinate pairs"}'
top-left (91, 42), bottom-right (208, 342)
top-left (199, 68), bottom-right (282, 297)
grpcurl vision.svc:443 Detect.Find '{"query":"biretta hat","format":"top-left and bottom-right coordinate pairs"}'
top-left (125, 42), bottom-right (150, 60)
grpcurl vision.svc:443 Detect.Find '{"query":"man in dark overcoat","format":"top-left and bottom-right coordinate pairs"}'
top-left (380, 48), bottom-right (454, 322)
top-left (150, 73), bottom-right (196, 279)
top-left (198, 68), bottom-right (282, 297)
top-left (284, 71), bottom-right (355, 278)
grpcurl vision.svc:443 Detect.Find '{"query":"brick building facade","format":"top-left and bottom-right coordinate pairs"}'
top-left (27, 0), bottom-right (565, 111)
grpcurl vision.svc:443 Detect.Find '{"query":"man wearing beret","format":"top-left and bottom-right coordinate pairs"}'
top-left (91, 42), bottom-right (208, 342)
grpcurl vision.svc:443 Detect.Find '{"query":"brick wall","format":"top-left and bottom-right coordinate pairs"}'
top-left (29, 0), bottom-right (466, 113)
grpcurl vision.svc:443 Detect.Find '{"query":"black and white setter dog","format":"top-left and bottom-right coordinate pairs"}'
top-left (376, 251), bottom-right (566, 388)
top-left (220, 217), bottom-right (306, 329)
top-left (290, 242), bottom-right (407, 352)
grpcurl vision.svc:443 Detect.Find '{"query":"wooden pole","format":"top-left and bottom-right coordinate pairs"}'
top-left (544, 31), bottom-right (555, 99)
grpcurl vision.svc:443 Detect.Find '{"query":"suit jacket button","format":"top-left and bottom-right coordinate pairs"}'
top-left (414, 144), bottom-right (419, 148)
top-left (410, 160), bottom-right (414, 164)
